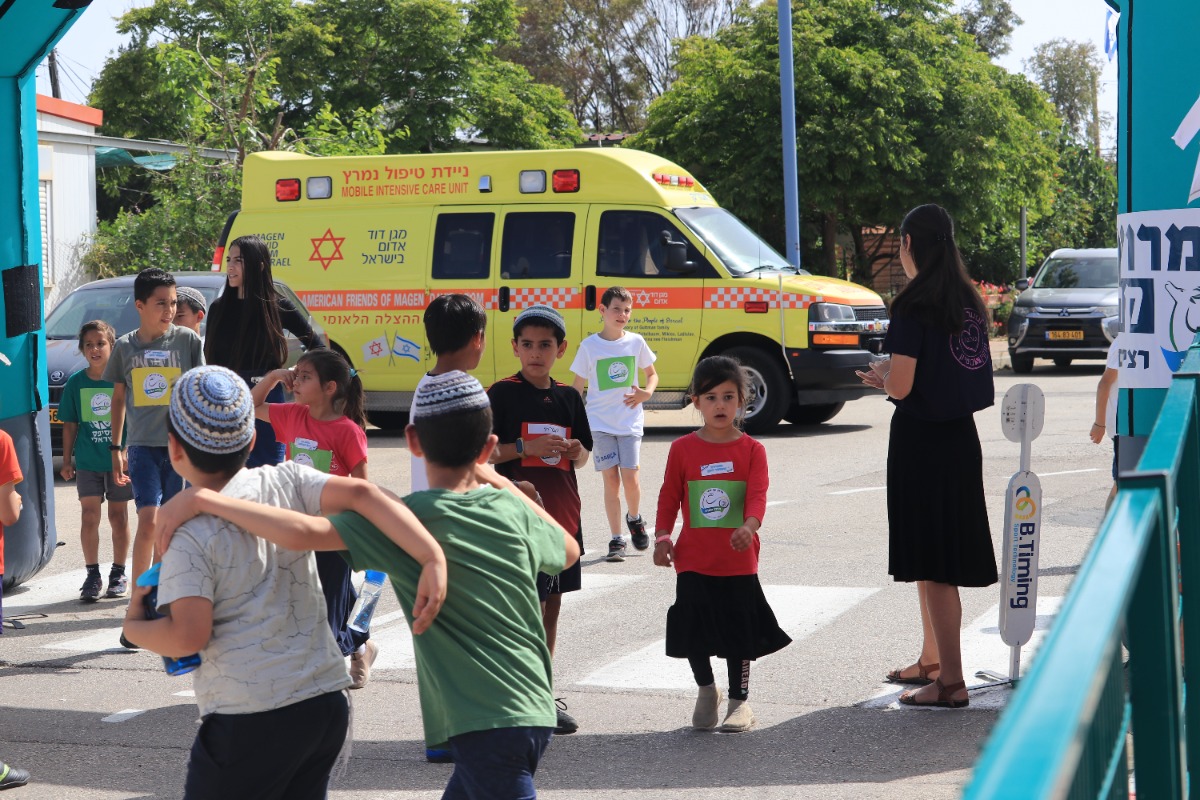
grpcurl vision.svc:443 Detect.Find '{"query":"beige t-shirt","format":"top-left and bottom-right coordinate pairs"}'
top-left (158, 461), bottom-right (351, 716)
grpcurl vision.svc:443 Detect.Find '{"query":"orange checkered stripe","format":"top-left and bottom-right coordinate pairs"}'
top-left (704, 288), bottom-right (823, 310)
top-left (508, 287), bottom-right (579, 309)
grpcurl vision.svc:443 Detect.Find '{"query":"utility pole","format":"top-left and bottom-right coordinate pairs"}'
top-left (48, 48), bottom-right (61, 99)
top-left (778, 0), bottom-right (800, 268)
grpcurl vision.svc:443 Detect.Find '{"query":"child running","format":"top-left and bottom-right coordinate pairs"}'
top-left (58, 320), bottom-right (132, 601)
top-left (252, 349), bottom-right (378, 687)
top-left (653, 355), bottom-right (791, 733)
top-left (155, 371), bottom-right (576, 799)
top-left (570, 286), bottom-right (657, 562)
top-left (489, 305), bottom-right (592, 735)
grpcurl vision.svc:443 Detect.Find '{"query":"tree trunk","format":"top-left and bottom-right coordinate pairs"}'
top-left (849, 224), bottom-right (869, 286)
top-left (821, 211), bottom-right (838, 277)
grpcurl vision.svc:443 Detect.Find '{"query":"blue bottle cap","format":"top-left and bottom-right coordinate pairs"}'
top-left (365, 570), bottom-right (387, 583)
top-left (135, 563), bottom-right (162, 588)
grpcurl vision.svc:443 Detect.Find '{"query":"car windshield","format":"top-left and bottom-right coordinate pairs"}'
top-left (1033, 256), bottom-right (1118, 289)
top-left (675, 207), bottom-right (803, 275)
top-left (46, 281), bottom-right (223, 339)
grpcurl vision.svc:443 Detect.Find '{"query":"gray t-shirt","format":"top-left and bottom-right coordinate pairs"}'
top-left (103, 325), bottom-right (204, 447)
top-left (157, 461), bottom-right (351, 716)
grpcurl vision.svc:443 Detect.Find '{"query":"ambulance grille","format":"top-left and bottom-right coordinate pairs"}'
top-left (853, 306), bottom-right (888, 321)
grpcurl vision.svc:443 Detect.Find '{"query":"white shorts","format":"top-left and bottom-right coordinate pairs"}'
top-left (592, 432), bottom-right (641, 471)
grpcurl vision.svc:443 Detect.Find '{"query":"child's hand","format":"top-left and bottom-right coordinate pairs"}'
top-left (112, 450), bottom-right (130, 485)
top-left (526, 434), bottom-right (567, 460)
top-left (513, 480), bottom-right (542, 505)
top-left (410, 558), bottom-right (447, 635)
top-left (623, 387), bottom-right (652, 407)
top-left (156, 487), bottom-right (204, 553)
top-left (653, 538), bottom-right (674, 567)
top-left (124, 582), bottom-right (152, 623)
top-left (60, 460), bottom-right (75, 481)
top-left (277, 368), bottom-right (296, 392)
top-left (1089, 423), bottom-right (1105, 444)
top-left (730, 525), bottom-right (754, 552)
top-left (562, 438), bottom-right (583, 461)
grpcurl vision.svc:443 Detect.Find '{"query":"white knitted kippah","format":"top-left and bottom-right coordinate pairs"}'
top-left (175, 286), bottom-right (207, 313)
top-left (513, 304), bottom-right (566, 338)
top-left (169, 366), bottom-right (255, 454)
top-left (411, 371), bottom-right (490, 420)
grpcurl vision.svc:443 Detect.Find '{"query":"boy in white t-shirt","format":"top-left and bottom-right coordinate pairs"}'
top-left (570, 286), bottom-right (658, 562)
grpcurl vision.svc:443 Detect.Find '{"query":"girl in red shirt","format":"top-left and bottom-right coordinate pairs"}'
top-left (653, 356), bottom-right (790, 733)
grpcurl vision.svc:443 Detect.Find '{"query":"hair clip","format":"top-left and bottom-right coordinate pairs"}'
top-left (349, 368), bottom-right (358, 378)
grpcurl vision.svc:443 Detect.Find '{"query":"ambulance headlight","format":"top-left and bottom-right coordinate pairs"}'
top-left (809, 303), bottom-right (856, 323)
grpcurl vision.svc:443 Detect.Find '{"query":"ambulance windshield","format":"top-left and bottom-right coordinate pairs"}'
top-left (676, 207), bottom-right (799, 275)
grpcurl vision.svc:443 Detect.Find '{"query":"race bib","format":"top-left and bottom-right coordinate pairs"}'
top-left (131, 367), bottom-right (180, 407)
top-left (291, 438), bottom-right (333, 473)
top-left (521, 422), bottom-right (571, 470)
top-left (144, 349), bottom-right (170, 364)
top-left (687, 479), bottom-right (746, 528)
top-left (700, 461), bottom-right (734, 477)
top-left (596, 356), bottom-right (636, 391)
top-left (80, 388), bottom-right (113, 422)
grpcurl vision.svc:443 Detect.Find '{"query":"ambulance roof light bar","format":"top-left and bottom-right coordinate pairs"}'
top-left (652, 172), bottom-right (695, 188)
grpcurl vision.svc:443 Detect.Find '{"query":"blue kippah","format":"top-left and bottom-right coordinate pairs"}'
top-left (412, 371), bottom-right (490, 420)
top-left (513, 304), bottom-right (566, 338)
top-left (169, 366), bottom-right (255, 454)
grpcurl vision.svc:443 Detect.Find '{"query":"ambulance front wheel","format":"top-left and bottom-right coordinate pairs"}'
top-left (724, 346), bottom-right (789, 434)
top-left (785, 402), bottom-right (845, 426)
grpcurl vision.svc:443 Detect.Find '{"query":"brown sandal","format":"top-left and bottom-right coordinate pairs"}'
top-left (884, 660), bottom-right (939, 686)
top-left (899, 677), bottom-right (969, 709)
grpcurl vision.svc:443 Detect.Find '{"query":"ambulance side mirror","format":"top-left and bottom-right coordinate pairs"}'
top-left (661, 231), bottom-right (695, 273)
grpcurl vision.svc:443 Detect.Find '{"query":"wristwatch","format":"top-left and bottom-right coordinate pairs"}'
top-left (109, 444), bottom-right (125, 452)
top-left (515, 437), bottom-right (524, 456)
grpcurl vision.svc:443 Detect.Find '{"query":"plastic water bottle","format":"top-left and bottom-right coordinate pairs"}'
top-left (348, 570), bottom-right (387, 634)
top-left (136, 564), bottom-right (202, 677)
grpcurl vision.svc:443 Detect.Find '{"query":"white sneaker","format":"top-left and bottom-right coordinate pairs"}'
top-left (349, 640), bottom-right (379, 689)
top-left (720, 699), bottom-right (755, 733)
top-left (692, 684), bottom-right (722, 730)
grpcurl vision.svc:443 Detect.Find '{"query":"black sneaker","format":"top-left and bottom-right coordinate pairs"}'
top-left (554, 699), bottom-right (579, 734)
top-left (0, 761), bottom-right (29, 790)
top-left (119, 633), bottom-right (139, 650)
top-left (606, 538), bottom-right (626, 562)
top-left (626, 514), bottom-right (650, 550)
top-left (80, 571), bottom-right (103, 603)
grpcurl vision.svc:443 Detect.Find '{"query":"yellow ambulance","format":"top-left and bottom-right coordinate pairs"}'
top-left (212, 148), bottom-right (888, 432)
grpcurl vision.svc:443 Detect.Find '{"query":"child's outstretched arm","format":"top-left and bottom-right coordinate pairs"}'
top-left (157, 486), bottom-right (347, 553)
top-left (251, 368), bottom-right (293, 422)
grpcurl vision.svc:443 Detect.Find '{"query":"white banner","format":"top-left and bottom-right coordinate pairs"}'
top-left (1117, 208), bottom-right (1200, 388)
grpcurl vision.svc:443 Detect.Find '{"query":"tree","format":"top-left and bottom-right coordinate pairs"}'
top-left (959, 0), bottom-right (1022, 58)
top-left (633, 0), bottom-right (1059, 282)
top-left (1024, 38), bottom-right (1105, 149)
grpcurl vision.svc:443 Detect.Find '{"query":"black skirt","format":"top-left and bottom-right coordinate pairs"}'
top-left (887, 408), bottom-right (998, 587)
top-left (665, 572), bottom-right (792, 660)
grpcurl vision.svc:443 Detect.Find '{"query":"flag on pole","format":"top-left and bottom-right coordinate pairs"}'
top-left (392, 335), bottom-right (422, 362)
top-left (1105, 10), bottom-right (1118, 62)
top-left (361, 335), bottom-right (389, 362)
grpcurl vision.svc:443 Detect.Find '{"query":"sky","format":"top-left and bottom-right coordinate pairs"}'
top-left (35, 0), bottom-right (1119, 133)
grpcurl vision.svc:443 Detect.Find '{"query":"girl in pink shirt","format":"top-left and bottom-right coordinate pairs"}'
top-left (653, 356), bottom-right (790, 734)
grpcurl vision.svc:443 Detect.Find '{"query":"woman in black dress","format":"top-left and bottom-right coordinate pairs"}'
top-left (206, 235), bottom-right (325, 467)
top-left (858, 204), bottom-right (998, 709)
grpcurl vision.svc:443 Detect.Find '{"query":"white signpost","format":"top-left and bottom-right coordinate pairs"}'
top-left (977, 383), bottom-right (1045, 688)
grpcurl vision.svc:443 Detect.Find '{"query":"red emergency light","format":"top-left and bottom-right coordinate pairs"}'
top-left (275, 179), bottom-right (301, 202)
top-left (552, 169), bottom-right (580, 192)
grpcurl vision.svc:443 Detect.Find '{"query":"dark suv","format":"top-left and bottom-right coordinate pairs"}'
top-left (1007, 248), bottom-right (1119, 374)
top-left (45, 272), bottom-right (326, 457)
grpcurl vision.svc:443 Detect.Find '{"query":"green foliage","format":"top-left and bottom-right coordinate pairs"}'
top-left (1024, 38), bottom-right (1105, 144)
top-left (958, 0), bottom-right (1022, 58)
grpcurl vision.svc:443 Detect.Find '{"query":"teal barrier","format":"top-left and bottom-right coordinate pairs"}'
top-left (964, 337), bottom-right (1200, 799)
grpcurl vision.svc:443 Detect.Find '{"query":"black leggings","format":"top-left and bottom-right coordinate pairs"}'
top-left (688, 655), bottom-right (750, 701)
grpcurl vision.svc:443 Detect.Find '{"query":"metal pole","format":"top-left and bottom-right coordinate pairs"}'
top-left (778, 0), bottom-right (800, 269)
top-left (1019, 205), bottom-right (1027, 280)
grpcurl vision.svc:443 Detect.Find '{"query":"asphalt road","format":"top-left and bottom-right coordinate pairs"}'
top-left (0, 357), bottom-right (1112, 799)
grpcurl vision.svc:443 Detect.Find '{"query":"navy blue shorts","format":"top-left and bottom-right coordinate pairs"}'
top-left (127, 445), bottom-right (183, 511)
top-left (442, 726), bottom-right (553, 800)
top-left (537, 529), bottom-right (582, 601)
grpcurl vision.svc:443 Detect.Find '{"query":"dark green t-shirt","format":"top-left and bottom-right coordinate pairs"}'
top-left (332, 486), bottom-right (566, 744)
top-left (58, 370), bottom-right (125, 472)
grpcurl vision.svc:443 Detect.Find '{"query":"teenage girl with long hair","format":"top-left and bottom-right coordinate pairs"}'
top-left (252, 349), bottom-right (378, 686)
top-left (857, 203), bottom-right (998, 709)
top-left (206, 235), bottom-right (325, 467)
top-left (653, 356), bottom-right (791, 733)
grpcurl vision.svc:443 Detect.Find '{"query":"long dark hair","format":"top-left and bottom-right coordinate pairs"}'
top-left (205, 235), bottom-right (288, 372)
top-left (299, 349), bottom-right (367, 429)
top-left (890, 204), bottom-right (987, 332)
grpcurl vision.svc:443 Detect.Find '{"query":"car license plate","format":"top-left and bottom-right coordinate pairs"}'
top-left (48, 407), bottom-right (59, 425)
top-left (1046, 330), bottom-right (1084, 341)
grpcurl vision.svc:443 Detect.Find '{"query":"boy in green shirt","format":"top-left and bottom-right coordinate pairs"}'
top-left (156, 371), bottom-right (578, 798)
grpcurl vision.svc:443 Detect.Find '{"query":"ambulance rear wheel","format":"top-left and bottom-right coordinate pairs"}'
top-left (725, 346), bottom-right (789, 434)
top-left (785, 401), bottom-right (845, 426)
top-left (366, 411), bottom-right (409, 431)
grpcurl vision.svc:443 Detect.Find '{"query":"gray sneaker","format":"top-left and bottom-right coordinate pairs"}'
top-left (106, 572), bottom-right (129, 598)
top-left (606, 538), bottom-right (626, 562)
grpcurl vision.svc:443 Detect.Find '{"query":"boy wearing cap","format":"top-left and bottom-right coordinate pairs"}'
top-left (488, 304), bottom-right (592, 735)
top-left (150, 371), bottom-right (577, 799)
top-left (174, 286), bottom-right (207, 334)
top-left (125, 365), bottom-right (447, 800)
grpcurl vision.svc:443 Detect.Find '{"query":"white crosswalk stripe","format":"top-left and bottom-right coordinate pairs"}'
top-left (578, 585), bottom-right (878, 691)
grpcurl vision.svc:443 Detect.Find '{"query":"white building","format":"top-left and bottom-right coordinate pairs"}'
top-left (36, 94), bottom-right (101, 310)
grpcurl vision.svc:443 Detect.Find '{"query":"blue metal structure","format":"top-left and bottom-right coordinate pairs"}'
top-left (0, 0), bottom-right (92, 587)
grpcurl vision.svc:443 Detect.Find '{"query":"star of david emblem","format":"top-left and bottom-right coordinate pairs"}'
top-left (369, 341), bottom-right (384, 357)
top-left (637, 291), bottom-right (651, 305)
top-left (310, 228), bottom-right (346, 271)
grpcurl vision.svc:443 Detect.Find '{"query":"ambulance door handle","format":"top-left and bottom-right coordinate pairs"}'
top-left (585, 285), bottom-right (596, 311)
top-left (498, 286), bottom-right (510, 312)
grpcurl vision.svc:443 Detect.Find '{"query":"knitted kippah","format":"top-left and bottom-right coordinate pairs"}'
top-left (176, 286), bottom-right (207, 313)
top-left (513, 304), bottom-right (566, 338)
top-left (169, 366), bottom-right (255, 454)
top-left (411, 371), bottom-right (490, 420)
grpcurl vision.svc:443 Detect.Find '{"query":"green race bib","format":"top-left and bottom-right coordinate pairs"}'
top-left (596, 356), bottom-right (636, 391)
top-left (291, 438), bottom-right (333, 473)
top-left (687, 480), bottom-right (746, 528)
top-left (80, 388), bottom-right (113, 423)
